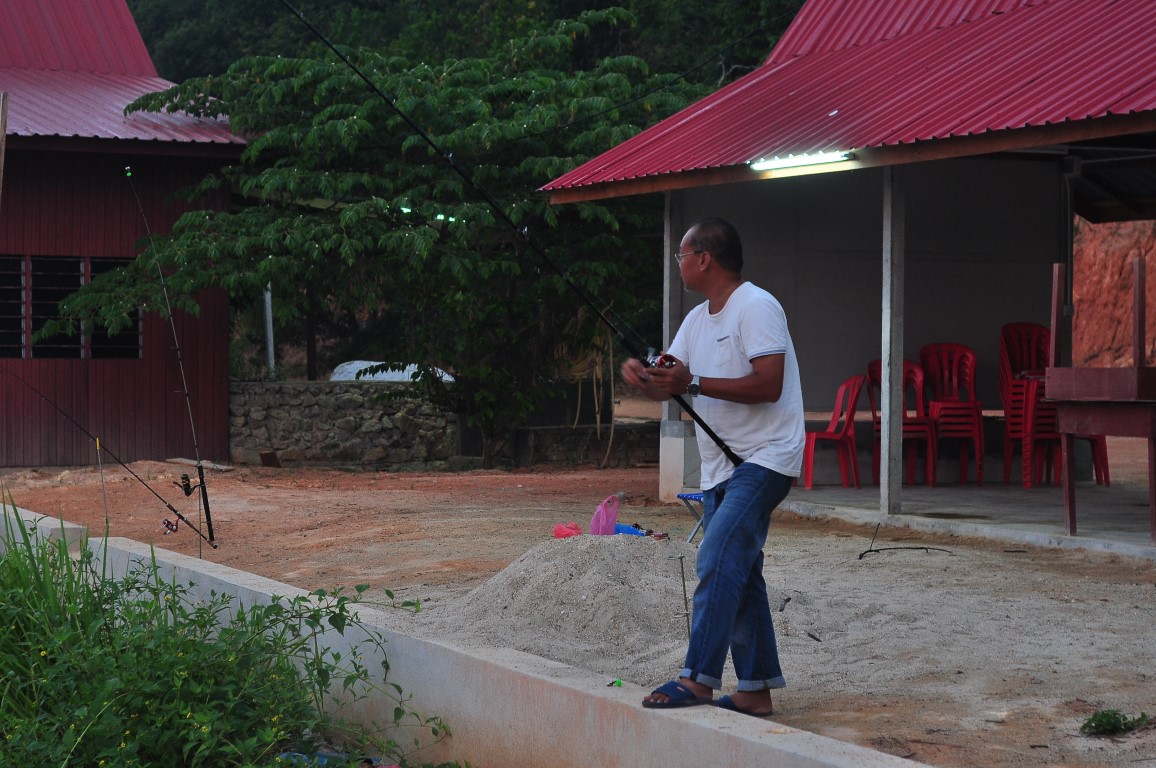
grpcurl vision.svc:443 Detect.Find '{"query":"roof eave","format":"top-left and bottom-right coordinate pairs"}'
top-left (546, 112), bottom-right (1156, 205)
top-left (6, 134), bottom-right (245, 159)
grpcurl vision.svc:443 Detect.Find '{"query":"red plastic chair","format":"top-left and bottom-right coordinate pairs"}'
top-left (1021, 376), bottom-right (1062, 486)
top-left (866, 359), bottom-right (937, 486)
top-left (803, 375), bottom-right (866, 490)
top-left (998, 323), bottom-right (1109, 488)
top-left (999, 323), bottom-right (1051, 486)
top-left (919, 343), bottom-right (985, 485)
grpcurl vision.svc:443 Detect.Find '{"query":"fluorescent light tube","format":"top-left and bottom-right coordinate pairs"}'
top-left (750, 150), bottom-right (853, 172)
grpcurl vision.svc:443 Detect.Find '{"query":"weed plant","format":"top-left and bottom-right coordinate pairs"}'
top-left (1080, 708), bottom-right (1151, 736)
top-left (0, 506), bottom-right (451, 767)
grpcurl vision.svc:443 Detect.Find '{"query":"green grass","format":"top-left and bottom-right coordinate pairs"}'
top-left (0, 501), bottom-right (454, 767)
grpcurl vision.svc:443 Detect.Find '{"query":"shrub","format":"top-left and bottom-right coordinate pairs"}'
top-left (0, 506), bottom-right (450, 767)
top-left (1080, 708), bottom-right (1150, 737)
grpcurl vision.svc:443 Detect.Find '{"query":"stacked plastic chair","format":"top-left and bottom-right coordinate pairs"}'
top-left (919, 343), bottom-right (985, 485)
top-left (998, 322), bottom-right (1109, 487)
top-left (865, 359), bottom-right (937, 486)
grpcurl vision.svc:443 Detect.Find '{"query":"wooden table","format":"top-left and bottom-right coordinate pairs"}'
top-left (1045, 368), bottom-right (1156, 542)
top-left (1046, 258), bottom-right (1156, 543)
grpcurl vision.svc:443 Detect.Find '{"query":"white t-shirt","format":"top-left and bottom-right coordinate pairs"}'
top-left (667, 281), bottom-right (805, 489)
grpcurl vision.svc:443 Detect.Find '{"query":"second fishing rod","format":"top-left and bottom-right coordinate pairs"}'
top-left (277, 0), bottom-right (743, 467)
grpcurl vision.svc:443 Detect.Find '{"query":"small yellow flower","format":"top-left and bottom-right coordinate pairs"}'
top-left (39, 650), bottom-right (47, 657)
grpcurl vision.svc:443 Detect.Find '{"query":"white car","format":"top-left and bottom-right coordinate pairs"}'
top-left (329, 360), bottom-right (454, 382)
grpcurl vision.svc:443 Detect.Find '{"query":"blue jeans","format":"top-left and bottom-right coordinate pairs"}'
top-left (680, 462), bottom-right (791, 692)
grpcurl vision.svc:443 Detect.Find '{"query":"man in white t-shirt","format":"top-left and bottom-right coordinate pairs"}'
top-left (620, 217), bottom-right (804, 717)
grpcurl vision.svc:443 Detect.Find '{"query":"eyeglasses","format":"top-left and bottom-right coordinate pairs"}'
top-left (673, 249), bottom-right (707, 264)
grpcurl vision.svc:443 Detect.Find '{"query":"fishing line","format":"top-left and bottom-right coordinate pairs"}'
top-left (276, 0), bottom-right (742, 466)
top-left (123, 166), bottom-right (217, 545)
top-left (0, 365), bottom-right (218, 548)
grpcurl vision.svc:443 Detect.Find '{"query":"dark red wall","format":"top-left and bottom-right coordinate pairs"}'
top-left (0, 148), bottom-right (231, 466)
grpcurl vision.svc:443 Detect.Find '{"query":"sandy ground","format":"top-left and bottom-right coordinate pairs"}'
top-left (3, 449), bottom-right (1155, 768)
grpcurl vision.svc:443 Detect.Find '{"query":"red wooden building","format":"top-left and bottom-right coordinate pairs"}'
top-left (0, 0), bottom-right (244, 466)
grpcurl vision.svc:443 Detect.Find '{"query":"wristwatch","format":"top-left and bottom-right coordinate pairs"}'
top-left (686, 375), bottom-right (701, 397)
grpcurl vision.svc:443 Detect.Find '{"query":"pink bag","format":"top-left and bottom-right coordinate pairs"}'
top-left (589, 494), bottom-right (620, 535)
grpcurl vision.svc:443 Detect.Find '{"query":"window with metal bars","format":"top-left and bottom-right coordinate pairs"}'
top-left (30, 257), bottom-right (83, 358)
top-left (0, 256), bottom-right (140, 359)
top-left (0, 256), bottom-right (22, 357)
top-left (89, 258), bottom-right (140, 359)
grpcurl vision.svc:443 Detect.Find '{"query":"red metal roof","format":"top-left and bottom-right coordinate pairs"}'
top-left (2, 69), bottom-right (240, 144)
top-left (767, 0), bottom-right (1044, 63)
top-left (0, 0), bottom-right (156, 75)
top-left (1, 0), bottom-right (242, 146)
top-left (542, 0), bottom-right (1156, 197)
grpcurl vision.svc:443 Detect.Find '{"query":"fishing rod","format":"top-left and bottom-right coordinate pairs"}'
top-left (124, 166), bottom-right (217, 545)
top-left (0, 364), bottom-right (218, 548)
top-left (276, 0), bottom-right (743, 467)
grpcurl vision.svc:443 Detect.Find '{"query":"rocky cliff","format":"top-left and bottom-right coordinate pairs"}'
top-left (1072, 218), bottom-right (1156, 367)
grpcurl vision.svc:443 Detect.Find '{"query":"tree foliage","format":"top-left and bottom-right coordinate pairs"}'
top-left (57, 8), bottom-right (713, 465)
top-left (129, 0), bottom-right (803, 85)
top-left (127, 0), bottom-right (410, 82)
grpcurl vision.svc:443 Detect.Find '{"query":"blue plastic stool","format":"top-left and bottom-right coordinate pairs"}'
top-left (676, 492), bottom-right (705, 543)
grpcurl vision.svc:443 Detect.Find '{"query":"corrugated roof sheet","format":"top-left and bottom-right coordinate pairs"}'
top-left (0, 0), bottom-right (156, 75)
top-left (2, 69), bottom-right (240, 144)
top-left (1, 0), bottom-right (242, 147)
top-left (768, 0), bottom-right (1044, 63)
top-left (542, 0), bottom-right (1156, 195)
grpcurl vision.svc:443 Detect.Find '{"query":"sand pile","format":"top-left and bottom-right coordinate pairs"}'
top-left (401, 535), bottom-right (703, 687)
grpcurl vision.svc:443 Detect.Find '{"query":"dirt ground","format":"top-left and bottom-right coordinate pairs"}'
top-left (3, 455), bottom-right (1156, 768)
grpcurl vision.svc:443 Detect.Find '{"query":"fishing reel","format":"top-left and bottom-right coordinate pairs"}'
top-left (176, 473), bottom-right (198, 497)
top-left (161, 474), bottom-right (197, 535)
top-left (644, 350), bottom-right (677, 369)
top-left (162, 471), bottom-right (212, 541)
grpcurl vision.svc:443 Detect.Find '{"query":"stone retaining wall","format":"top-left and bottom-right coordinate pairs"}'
top-left (230, 382), bottom-right (457, 469)
top-left (229, 381), bottom-right (658, 470)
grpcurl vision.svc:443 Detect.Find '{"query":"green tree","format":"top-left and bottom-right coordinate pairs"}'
top-left (128, 0), bottom-right (409, 81)
top-left (129, 0), bottom-right (802, 85)
top-left (55, 8), bottom-right (707, 466)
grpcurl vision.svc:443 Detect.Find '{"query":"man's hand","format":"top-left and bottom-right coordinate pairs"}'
top-left (622, 353), bottom-right (786, 405)
top-left (620, 355), bottom-right (692, 400)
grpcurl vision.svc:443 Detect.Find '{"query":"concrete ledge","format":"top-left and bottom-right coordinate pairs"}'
top-left (780, 497), bottom-right (1156, 560)
top-left (67, 534), bottom-right (927, 768)
top-left (0, 507), bottom-right (88, 555)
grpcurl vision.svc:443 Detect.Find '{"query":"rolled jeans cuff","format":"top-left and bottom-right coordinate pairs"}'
top-left (737, 675), bottom-right (787, 692)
